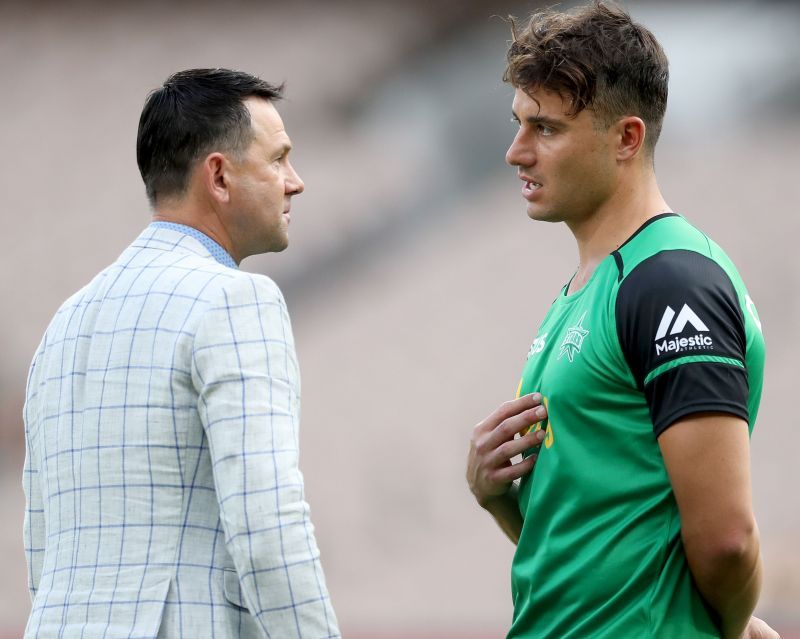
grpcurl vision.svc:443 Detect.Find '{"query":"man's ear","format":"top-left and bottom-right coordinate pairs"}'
top-left (202, 152), bottom-right (231, 204)
top-left (615, 116), bottom-right (646, 161)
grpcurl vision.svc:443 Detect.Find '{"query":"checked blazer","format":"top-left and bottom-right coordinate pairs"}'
top-left (23, 223), bottom-right (340, 638)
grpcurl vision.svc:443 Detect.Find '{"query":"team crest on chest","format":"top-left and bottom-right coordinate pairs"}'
top-left (559, 311), bottom-right (589, 362)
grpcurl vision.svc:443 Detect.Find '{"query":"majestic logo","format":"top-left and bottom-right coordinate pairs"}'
top-left (527, 333), bottom-right (548, 358)
top-left (559, 312), bottom-right (589, 362)
top-left (654, 304), bottom-right (713, 356)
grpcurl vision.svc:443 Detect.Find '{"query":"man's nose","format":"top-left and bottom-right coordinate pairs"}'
top-left (505, 132), bottom-right (533, 168)
top-left (286, 162), bottom-right (304, 195)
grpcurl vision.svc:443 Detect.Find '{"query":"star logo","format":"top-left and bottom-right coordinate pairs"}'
top-left (559, 311), bottom-right (589, 362)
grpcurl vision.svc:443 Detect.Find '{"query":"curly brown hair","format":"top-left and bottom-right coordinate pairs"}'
top-left (504, 1), bottom-right (669, 155)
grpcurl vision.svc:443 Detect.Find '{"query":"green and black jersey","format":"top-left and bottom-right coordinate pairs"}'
top-left (510, 214), bottom-right (765, 638)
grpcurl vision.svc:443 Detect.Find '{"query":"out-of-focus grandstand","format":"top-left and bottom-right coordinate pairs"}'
top-left (1, 1), bottom-right (798, 636)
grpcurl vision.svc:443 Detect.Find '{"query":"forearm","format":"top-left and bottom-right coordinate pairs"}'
top-left (226, 497), bottom-right (340, 637)
top-left (481, 484), bottom-right (524, 545)
top-left (210, 431), bottom-right (339, 635)
top-left (659, 415), bottom-right (764, 639)
top-left (684, 526), bottom-right (762, 639)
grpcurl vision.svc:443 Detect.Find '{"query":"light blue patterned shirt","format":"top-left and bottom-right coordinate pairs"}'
top-left (149, 220), bottom-right (238, 269)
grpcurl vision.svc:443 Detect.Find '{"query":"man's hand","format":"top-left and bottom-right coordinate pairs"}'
top-left (742, 616), bottom-right (781, 639)
top-left (467, 393), bottom-right (546, 507)
top-left (466, 393), bottom-right (547, 544)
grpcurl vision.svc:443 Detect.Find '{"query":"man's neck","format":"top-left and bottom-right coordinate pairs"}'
top-left (152, 200), bottom-right (238, 263)
top-left (566, 172), bottom-right (670, 294)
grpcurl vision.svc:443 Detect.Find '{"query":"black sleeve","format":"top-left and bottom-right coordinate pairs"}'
top-left (615, 249), bottom-right (749, 437)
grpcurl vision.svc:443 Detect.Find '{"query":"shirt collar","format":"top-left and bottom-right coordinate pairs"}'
top-left (149, 221), bottom-right (238, 269)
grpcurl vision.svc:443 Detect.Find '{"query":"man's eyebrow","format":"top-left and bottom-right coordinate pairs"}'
top-left (512, 111), bottom-right (564, 127)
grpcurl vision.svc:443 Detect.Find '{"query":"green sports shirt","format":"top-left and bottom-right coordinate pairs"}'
top-left (509, 214), bottom-right (765, 638)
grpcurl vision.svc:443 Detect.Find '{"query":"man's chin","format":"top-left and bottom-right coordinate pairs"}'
top-left (526, 205), bottom-right (559, 223)
top-left (264, 239), bottom-right (289, 254)
top-left (271, 235), bottom-right (289, 253)
top-left (240, 236), bottom-right (289, 259)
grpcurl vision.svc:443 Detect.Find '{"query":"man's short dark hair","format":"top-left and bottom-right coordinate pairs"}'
top-left (504, 1), bottom-right (669, 155)
top-left (136, 68), bottom-right (283, 206)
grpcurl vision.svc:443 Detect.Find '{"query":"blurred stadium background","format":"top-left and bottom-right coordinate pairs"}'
top-left (1, 0), bottom-right (798, 636)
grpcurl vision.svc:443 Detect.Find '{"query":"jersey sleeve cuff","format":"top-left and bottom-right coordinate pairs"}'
top-left (645, 362), bottom-right (749, 437)
top-left (653, 401), bottom-right (749, 438)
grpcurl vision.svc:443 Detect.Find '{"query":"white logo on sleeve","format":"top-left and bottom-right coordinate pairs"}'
top-left (654, 304), bottom-right (713, 356)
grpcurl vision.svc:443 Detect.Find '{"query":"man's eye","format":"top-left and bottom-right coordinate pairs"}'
top-left (510, 117), bottom-right (521, 128)
top-left (539, 125), bottom-right (554, 136)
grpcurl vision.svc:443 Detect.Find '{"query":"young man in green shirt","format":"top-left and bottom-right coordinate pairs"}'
top-left (466, 3), bottom-right (778, 637)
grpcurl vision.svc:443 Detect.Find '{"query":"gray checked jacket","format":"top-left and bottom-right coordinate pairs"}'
top-left (23, 223), bottom-right (340, 638)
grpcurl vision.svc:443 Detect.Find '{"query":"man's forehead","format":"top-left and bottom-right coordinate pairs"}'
top-left (245, 97), bottom-right (288, 139)
top-left (512, 87), bottom-right (572, 119)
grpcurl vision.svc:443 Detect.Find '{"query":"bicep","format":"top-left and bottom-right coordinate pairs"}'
top-left (658, 412), bottom-right (754, 546)
top-left (191, 277), bottom-right (302, 511)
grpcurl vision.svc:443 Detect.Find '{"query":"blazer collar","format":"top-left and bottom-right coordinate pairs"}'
top-left (131, 222), bottom-right (238, 269)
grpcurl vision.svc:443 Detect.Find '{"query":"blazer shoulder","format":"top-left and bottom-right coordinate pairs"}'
top-left (209, 270), bottom-right (286, 306)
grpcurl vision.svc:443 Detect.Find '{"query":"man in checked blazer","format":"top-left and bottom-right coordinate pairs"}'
top-left (22, 68), bottom-right (340, 638)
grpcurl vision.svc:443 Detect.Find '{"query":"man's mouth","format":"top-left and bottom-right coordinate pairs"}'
top-left (523, 180), bottom-right (542, 194)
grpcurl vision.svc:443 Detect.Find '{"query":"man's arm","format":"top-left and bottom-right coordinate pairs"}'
top-left (192, 275), bottom-right (339, 639)
top-left (615, 250), bottom-right (777, 637)
top-left (466, 394), bottom-right (547, 543)
top-left (659, 412), bottom-right (762, 639)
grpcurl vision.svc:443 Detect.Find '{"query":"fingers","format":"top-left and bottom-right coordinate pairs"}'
top-left (476, 393), bottom-right (544, 435)
top-left (483, 403), bottom-right (547, 451)
top-left (491, 429), bottom-right (545, 465)
top-left (747, 616), bottom-right (781, 639)
top-left (467, 393), bottom-right (548, 504)
top-left (477, 429), bottom-right (544, 493)
top-left (494, 451), bottom-right (538, 483)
